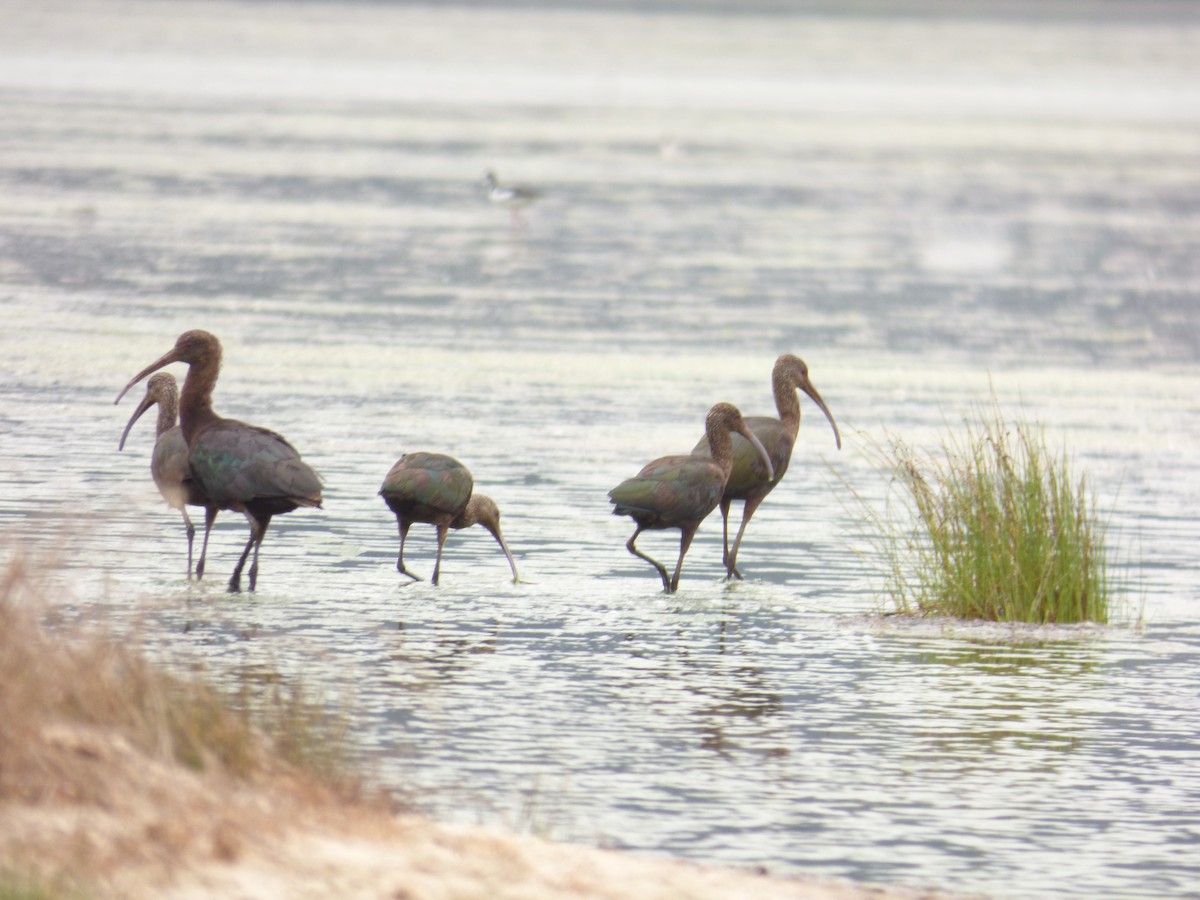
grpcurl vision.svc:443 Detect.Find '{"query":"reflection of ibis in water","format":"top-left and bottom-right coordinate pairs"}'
top-left (115, 330), bottom-right (323, 593)
top-left (609, 402), bottom-right (774, 593)
top-left (118, 372), bottom-right (213, 579)
top-left (380, 452), bottom-right (518, 586)
top-left (693, 354), bottom-right (841, 580)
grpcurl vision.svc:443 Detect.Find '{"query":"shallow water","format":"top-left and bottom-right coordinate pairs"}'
top-left (2, 1), bottom-right (1200, 896)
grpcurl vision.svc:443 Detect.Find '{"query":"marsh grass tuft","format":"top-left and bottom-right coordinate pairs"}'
top-left (867, 397), bottom-right (1111, 624)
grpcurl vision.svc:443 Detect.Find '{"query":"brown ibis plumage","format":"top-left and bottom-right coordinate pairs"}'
top-left (115, 330), bottom-right (323, 593)
top-left (379, 451), bottom-right (518, 585)
top-left (609, 402), bottom-right (774, 593)
top-left (692, 354), bottom-right (841, 580)
top-left (118, 372), bottom-right (213, 578)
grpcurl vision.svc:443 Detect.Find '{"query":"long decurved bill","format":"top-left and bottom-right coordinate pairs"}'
top-left (490, 529), bottom-right (520, 584)
top-left (118, 392), bottom-right (157, 451)
top-left (739, 426), bottom-right (776, 483)
top-left (114, 347), bottom-right (183, 407)
top-left (800, 379), bottom-right (842, 449)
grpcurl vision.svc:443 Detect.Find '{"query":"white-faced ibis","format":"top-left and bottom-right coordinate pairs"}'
top-left (483, 170), bottom-right (538, 225)
top-left (115, 330), bottom-right (323, 593)
top-left (379, 451), bottom-right (518, 585)
top-left (609, 402), bottom-right (774, 593)
top-left (118, 372), bottom-right (213, 578)
top-left (692, 354), bottom-right (841, 580)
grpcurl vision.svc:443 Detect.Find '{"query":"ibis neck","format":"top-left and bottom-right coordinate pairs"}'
top-left (705, 426), bottom-right (735, 479)
top-left (178, 358), bottom-right (221, 444)
top-left (773, 369), bottom-right (801, 437)
top-left (452, 504), bottom-right (479, 530)
top-left (155, 393), bottom-right (179, 438)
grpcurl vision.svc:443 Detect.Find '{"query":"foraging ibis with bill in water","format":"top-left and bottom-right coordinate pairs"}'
top-left (380, 451), bottom-right (518, 585)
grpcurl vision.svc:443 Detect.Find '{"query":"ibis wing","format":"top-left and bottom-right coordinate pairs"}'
top-left (190, 421), bottom-right (322, 508)
top-left (380, 452), bottom-right (473, 516)
top-left (609, 455), bottom-right (725, 525)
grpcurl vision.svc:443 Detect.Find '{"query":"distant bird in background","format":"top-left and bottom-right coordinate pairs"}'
top-left (118, 372), bottom-right (212, 578)
top-left (380, 451), bottom-right (518, 585)
top-left (483, 169), bottom-right (538, 228)
top-left (693, 354), bottom-right (841, 580)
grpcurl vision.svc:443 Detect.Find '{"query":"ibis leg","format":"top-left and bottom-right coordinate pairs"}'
top-left (180, 507), bottom-right (196, 579)
top-left (196, 506), bottom-right (218, 581)
top-left (431, 523), bottom-right (449, 586)
top-left (727, 496), bottom-right (765, 581)
top-left (669, 527), bottom-right (698, 593)
top-left (395, 519), bottom-right (420, 581)
top-left (626, 527), bottom-right (670, 591)
top-left (246, 515), bottom-right (270, 593)
top-left (229, 514), bottom-right (269, 593)
top-left (717, 497), bottom-right (734, 580)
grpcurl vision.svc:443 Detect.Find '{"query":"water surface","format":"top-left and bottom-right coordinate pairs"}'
top-left (1, 2), bottom-right (1199, 896)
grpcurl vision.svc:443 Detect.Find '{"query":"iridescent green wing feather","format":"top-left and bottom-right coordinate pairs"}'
top-left (381, 452), bottom-right (473, 516)
top-left (190, 420), bottom-right (322, 508)
top-left (609, 455), bottom-right (725, 524)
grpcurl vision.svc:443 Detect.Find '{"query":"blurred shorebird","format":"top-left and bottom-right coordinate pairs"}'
top-left (483, 169), bottom-right (538, 229)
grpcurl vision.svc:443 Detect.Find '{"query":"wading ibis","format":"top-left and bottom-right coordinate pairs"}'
top-left (380, 452), bottom-right (518, 585)
top-left (118, 372), bottom-right (213, 578)
top-left (692, 354), bottom-right (841, 580)
top-left (115, 330), bottom-right (323, 593)
top-left (609, 402), bottom-right (774, 593)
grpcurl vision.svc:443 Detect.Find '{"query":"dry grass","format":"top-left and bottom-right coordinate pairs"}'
top-left (0, 551), bottom-right (954, 900)
top-left (0, 550), bottom-right (377, 896)
top-left (0, 552), bottom-right (358, 794)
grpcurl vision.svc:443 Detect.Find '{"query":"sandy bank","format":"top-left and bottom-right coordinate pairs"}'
top-left (1, 715), bottom-right (960, 900)
top-left (0, 555), bottom-right (957, 900)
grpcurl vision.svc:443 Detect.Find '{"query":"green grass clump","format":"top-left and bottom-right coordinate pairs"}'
top-left (876, 398), bottom-right (1110, 624)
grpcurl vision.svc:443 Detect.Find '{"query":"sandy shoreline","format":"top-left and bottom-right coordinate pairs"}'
top-left (2, 717), bottom-right (957, 900)
top-left (0, 557), bottom-right (959, 900)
